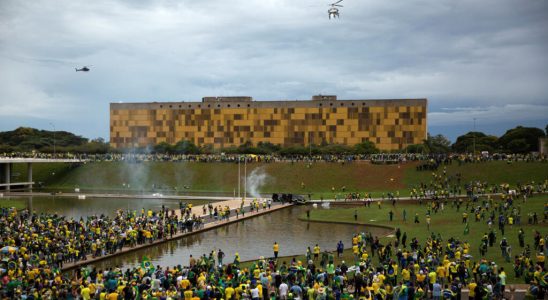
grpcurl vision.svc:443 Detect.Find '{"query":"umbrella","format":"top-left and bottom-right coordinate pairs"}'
top-left (0, 246), bottom-right (18, 254)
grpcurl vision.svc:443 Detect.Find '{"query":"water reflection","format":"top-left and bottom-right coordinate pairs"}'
top-left (4, 196), bottom-right (213, 219)
top-left (91, 206), bottom-right (391, 270)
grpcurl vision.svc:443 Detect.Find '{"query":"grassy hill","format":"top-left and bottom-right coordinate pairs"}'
top-left (301, 196), bottom-right (548, 283)
top-left (9, 160), bottom-right (548, 197)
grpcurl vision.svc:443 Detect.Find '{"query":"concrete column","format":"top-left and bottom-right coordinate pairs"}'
top-left (5, 163), bottom-right (10, 192)
top-left (0, 164), bottom-right (4, 185)
top-left (27, 163), bottom-right (33, 191)
top-left (27, 196), bottom-right (33, 214)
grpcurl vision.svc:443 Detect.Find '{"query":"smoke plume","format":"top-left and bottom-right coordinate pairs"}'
top-left (245, 167), bottom-right (268, 199)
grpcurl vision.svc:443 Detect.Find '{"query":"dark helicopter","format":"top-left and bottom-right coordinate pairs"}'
top-left (328, 0), bottom-right (343, 19)
top-left (75, 66), bottom-right (92, 72)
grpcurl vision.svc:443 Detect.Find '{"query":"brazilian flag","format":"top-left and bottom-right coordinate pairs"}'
top-left (7, 261), bottom-right (16, 270)
top-left (30, 254), bottom-right (39, 264)
top-left (464, 222), bottom-right (469, 235)
top-left (141, 256), bottom-right (155, 272)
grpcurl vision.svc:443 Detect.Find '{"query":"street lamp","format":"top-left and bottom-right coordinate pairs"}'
top-left (49, 122), bottom-right (56, 157)
top-left (473, 118), bottom-right (476, 155)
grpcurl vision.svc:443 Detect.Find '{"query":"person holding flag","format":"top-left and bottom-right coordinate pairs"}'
top-left (142, 256), bottom-right (155, 273)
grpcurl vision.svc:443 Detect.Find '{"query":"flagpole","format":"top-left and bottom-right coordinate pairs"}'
top-left (244, 157), bottom-right (247, 200)
top-left (238, 157), bottom-right (241, 199)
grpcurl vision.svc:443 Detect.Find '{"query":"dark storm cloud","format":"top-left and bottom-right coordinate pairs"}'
top-left (0, 0), bottom-right (547, 140)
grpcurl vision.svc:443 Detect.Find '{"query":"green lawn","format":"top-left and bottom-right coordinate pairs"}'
top-left (299, 196), bottom-right (547, 283)
top-left (0, 198), bottom-right (27, 209)
top-left (8, 161), bottom-right (548, 199)
top-left (404, 160), bottom-right (548, 189)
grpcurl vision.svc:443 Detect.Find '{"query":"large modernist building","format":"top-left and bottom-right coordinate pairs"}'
top-left (110, 96), bottom-right (427, 151)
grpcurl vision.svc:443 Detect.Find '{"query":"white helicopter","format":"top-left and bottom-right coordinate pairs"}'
top-left (328, 0), bottom-right (343, 19)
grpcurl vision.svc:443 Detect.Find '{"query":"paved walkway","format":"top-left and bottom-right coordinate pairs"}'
top-left (61, 199), bottom-right (293, 271)
top-left (309, 191), bottom-right (546, 203)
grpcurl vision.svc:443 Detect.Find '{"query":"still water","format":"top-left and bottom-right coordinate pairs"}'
top-left (2, 196), bottom-right (390, 270)
top-left (4, 196), bottom-right (212, 219)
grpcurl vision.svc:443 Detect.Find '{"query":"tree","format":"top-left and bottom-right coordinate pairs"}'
top-left (0, 127), bottom-right (88, 152)
top-left (425, 134), bottom-right (451, 153)
top-left (353, 141), bottom-right (379, 154)
top-left (404, 143), bottom-right (428, 154)
top-left (237, 140), bottom-right (257, 154)
top-left (320, 143), bottom-right (353, 155)
top-left (256, 142), bottom-right (281, 154)
top-left (452, 132), bottom-right (498, 153)
top-left (279, 145), bottom-right (309, 155)
top-left (153, 142), bottom-right (173, 154)
top-left (173, 140), bottom-right (200, 154)
top-left (506, 139), bottom-right (529, 153)
top-left (497, 126), bottom-right (545, 153)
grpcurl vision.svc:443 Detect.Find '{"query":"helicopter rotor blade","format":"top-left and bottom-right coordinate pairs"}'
top-left (333, 0), bottom-right (343, 4)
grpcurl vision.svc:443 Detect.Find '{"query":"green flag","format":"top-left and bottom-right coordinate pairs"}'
top-left (464, 222), bottom-right (469, 235)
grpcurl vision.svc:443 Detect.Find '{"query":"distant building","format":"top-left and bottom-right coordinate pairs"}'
top-left (110, 96), bottom-right (427, 151)
top-left (540, 137), bottom-right (548, 156)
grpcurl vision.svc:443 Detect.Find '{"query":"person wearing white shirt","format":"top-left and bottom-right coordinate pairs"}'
top-left (250, 286), bottom-right (260, 300)
top-left (279, 282), bottom-right (289, 300)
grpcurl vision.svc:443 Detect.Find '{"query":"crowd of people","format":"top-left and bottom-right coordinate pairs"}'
top-left (1, 192), bottom-right (546, 299)
top-left (0, 223), bottom-right (546, 299)
top-left (1, 151), bottom-right (545, 165)
top-left (0, 198), bottom-right (281, 273)
top-left (1, 152), bottom-right (547, 298)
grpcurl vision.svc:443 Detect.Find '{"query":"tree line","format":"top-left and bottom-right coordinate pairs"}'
top-left (410, 125), bottom-right (547, 154)
top-left (0, 125), bottom-right (546, 155)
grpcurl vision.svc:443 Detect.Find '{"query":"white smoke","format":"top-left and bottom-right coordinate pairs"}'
top-left (245, 167), bottom-right (268, 199)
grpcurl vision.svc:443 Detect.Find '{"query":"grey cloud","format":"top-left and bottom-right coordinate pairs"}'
top-left (0, 0), bottom-right (547, 139)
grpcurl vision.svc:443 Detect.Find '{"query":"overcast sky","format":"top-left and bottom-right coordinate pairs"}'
top-left (1, 0), bottom-right (547, 142)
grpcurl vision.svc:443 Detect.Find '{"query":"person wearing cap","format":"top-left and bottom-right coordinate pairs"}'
top-left (536, 252), bottom-right (545, 269)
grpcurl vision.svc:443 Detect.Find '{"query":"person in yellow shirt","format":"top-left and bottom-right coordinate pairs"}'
top-left (225, 283), bottom-right (235, 300)
top-left (436, 265), bottom-right (446, 285)
top-left (428, 270), bottom-right (437, 290)
top-left (80, 284), bottom-right (91, 300)
top-left (352, 245), bottom-right (359, 260)
top-left (313, 245), bottom-right (321, 260)
top-left (401, 267), bottom-right (411, 283)
top-left (257, 283), bottom-right (263, 299)
top-left (371, 280), bottom-right (380, 295)
top-left (361, 251), bottom-right (369, 262)
top-left (106, 291), bottom-right (119, 300)
top-left (89, 282), bottom-right (96, 297)
top-left (416, 270), bottom-right (426, 287)
top-left (184, 288), bottom-right (194, 300)
top-left (536, 252), bottom-right (545, 269)
top-left (377, 272), bottom-right (386, 285)
top-left (273, 242), bottom-right (279, 259)
top-left (468, 279), bottom-right (477, 299)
